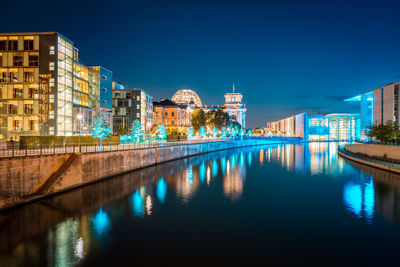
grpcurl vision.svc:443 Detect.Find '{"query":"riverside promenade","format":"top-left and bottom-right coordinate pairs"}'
top-left (338, 143), bottom-right (400, 174)
top-left (0, 137), bottom-right (299, 211)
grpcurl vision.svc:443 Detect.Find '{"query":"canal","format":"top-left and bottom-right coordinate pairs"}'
top-left (1, 142), bottom-right (400, 265)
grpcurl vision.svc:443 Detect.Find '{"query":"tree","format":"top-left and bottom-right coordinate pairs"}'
top-left (191, 109), bottom-right (206, 133)
top-left (157, 124), bottom-right (167, 140)
top-left (247, 129), bottom-right (253, 137)
top-left (186, 126), bottom-right (194, 138)
top-left (367, 120), bottom-right (400, 144)
top-left (130, 120), bottom-right (144, 143)
top-left (229, 121), bottom-right (241, 137)
top-left (199, 125), bottom-right (207, 138)
top-left (206, 109), bottom-right (230, 130)
top-left (212, 127), bottom-right (218, 137)
top-left (221, 127), bottom-right (228, 137)
top-left (90, 114), bottom-right (112, 151)
top-left (240, 128), bottom-right (246, 137)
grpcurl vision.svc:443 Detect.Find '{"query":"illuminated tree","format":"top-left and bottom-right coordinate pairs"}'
top-left (221, 127), bottom-right (228, 137)
top-left (186, 126), bottom-right (194, 138)
top-left (157, 124), bottom-right (167, 140)
top-left (191, 109), bottom-right (206, 133)
top-left (247, 129), bottom-right (253, 137)
top-left (240, 128), bottom-right (246, 137)
top-left (90, 114), bottom-right (112, 151)
top-left (212, 127), bottom-right (218, 137)
top-left (199, 125), bottom-right (207, 138)
top-left (130, 120), bottom-right (144, 143)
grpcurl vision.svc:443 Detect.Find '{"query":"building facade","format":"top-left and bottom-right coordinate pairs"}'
top-left (0, 32), bottom-right (112, 141)
top-left (266, 112), bottom-right (360, 141)
top-left (112, 85), bottom-right (153, 134)
top-left (223, 91), bottom-right (246, 128)
top-left (152, 99), bottom-right (191, 135)
top-left (346, 82), bottom-right (400, 140)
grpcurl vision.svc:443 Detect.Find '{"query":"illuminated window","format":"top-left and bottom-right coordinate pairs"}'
top-left (28, 87), bottom-right (37, 98)
top-left (13, 88), bottom-right (23, 98)
top-left (0, 69), bottom-right (6, 82)
top-left (8, 40), bottom-right (18, 51)
top-left (136, 113), bottom-right (140, 118)
top-left (0, 52), bottom-right (2, 67)
top-left (9, 69), bottom-right (18, 82)
top-left (24, 39), bottom-right (34, 50)
top-left (29, 120), bottom-right (34, 130)
top-left (13, 53), bottom-right (23, 66)
top-left (137, 104), bottom-right (140, 109)
top-left (24, 104), bottom-right (33, 114)
top-left (13, 120), bottom-right (19, 131)
top-left (49, 94), bottom-right (54, 103)
top-left (49, 46), bottom-right (55, 55)
top-left (49, 62), bottom-right (54, 71)
top-left (49, 78), bottom-right (54, 87)
top-left (24, 70), bottom-right (34, 83)
top-left (49, 110), bottom-right (54, 119)
top-left (8, 104), bottom-right (18, 114)
top-left (29, 53), bottom-right (39, 66)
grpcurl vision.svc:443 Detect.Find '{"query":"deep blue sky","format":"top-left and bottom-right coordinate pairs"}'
top-left (3, 0), bottom-right (400, 127)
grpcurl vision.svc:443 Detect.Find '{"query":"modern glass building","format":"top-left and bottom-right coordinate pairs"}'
top-left (266, 112), bottom-right (360, 141)
top-left (0, 32), bottom-right (112, 141)
top-left (346, 82), bottom-right (400, 141)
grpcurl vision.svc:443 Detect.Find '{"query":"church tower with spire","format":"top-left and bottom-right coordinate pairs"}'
top-left (223, 83), bottom-right (246, 128)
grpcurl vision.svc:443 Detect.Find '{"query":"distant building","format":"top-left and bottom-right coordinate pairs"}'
top-left (0, 32), bottom-right (112, 141)
top-left (346, 82), bottom-right (400, 140)
top-left (266, 112), bottom-right (360, 141)
top-left (112, 85), bottom-right (153, 134)
top-left (223, 83), bottom-right (246, 128)
top-left (153, 98), bottom-right (191, 136)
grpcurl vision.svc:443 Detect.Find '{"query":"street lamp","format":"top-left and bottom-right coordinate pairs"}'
top-left (77, 114), bottom-right (83, 152)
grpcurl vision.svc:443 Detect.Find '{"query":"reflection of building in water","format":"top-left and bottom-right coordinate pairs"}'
top-left (267, 142), bottom-right (344, 175)
top-left (223, 154), bottom-right (246, 201)
top-left (168, 165), bottom-right (200, 202)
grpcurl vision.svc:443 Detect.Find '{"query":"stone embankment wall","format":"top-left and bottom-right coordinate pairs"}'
top-left (345, 144), bottom-right (400, 160)
top-left (0, 139), bottom-right (286, 210)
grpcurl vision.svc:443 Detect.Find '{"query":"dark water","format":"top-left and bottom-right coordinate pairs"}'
top-left (1, 142), bottom-right (400, 266)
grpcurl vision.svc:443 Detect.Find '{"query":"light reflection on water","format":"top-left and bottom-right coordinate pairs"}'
top-left (2, 142), bottom-right (400, 265)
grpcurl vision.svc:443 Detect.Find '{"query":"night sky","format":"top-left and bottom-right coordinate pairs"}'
top-left (3, 0), bottom-right (400, 127)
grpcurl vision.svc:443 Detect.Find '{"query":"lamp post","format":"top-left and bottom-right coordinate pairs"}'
top-left (77, 114), bottom-right (82, 152)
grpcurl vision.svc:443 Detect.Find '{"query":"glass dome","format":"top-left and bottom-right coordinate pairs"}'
top-left (171, 89), bottom-right (202, 107)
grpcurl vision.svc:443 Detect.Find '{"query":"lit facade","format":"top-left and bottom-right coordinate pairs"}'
top-left (152, 99), bottom-right (191, 133)
top-left (0, 32), bottom-right (112, 141)
top-left (171, 89), bottom-right (202, 107)
top-left (266, 112), bottom-right (360, 141)
top-left (346, 82), bottom-right (400, 140)
top-left (223, 91), bottom-right (246, 128)
top-left (112, 87), bottom-right (153, 134)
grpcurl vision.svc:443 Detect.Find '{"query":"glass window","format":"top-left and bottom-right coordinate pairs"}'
top-left (0, 69), bottom-right (6, 82)
top-left (49, 62), bottom-right (54, 71)
top-left (29, 120), bottom-right (35, 130)
top-left (8, 104), bottom-right (18, 114)
top-left (24, 70), bottom-right (34, 83)
top-left (24, 40), bottom-right (34, 50)
top-left (102, 75), bottom-right (107, 80)
top-left (49, 46), bottom-right (55, 55)
top-left (13, 120), bottom-right (19, 131)
top-left (8, 40), bottom-right (18, 51)
top-left (13, 53), bottom-right (23, 66)
top-left (24, 104), bottom-right (33, 114)
top-left (29, 53), bottom-right (39, 66)
top-left (13, 88), bottom-right (23, 98)
top-left (102, 88), bottom-right (107, 92)
top-left (0, 40), bottom-right (6, 50)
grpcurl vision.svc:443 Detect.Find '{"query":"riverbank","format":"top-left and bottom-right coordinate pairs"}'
top-left (338, 144), bottom-right (400, 174)
top-left (0, 138), bottom-right (296, 211)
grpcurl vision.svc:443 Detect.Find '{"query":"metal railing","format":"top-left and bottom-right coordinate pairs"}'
top-left (0, 138), bottom-right (236, 158)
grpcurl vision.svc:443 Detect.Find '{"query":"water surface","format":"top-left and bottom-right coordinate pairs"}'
top-left (1, 142), bottom-right (400, 266)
